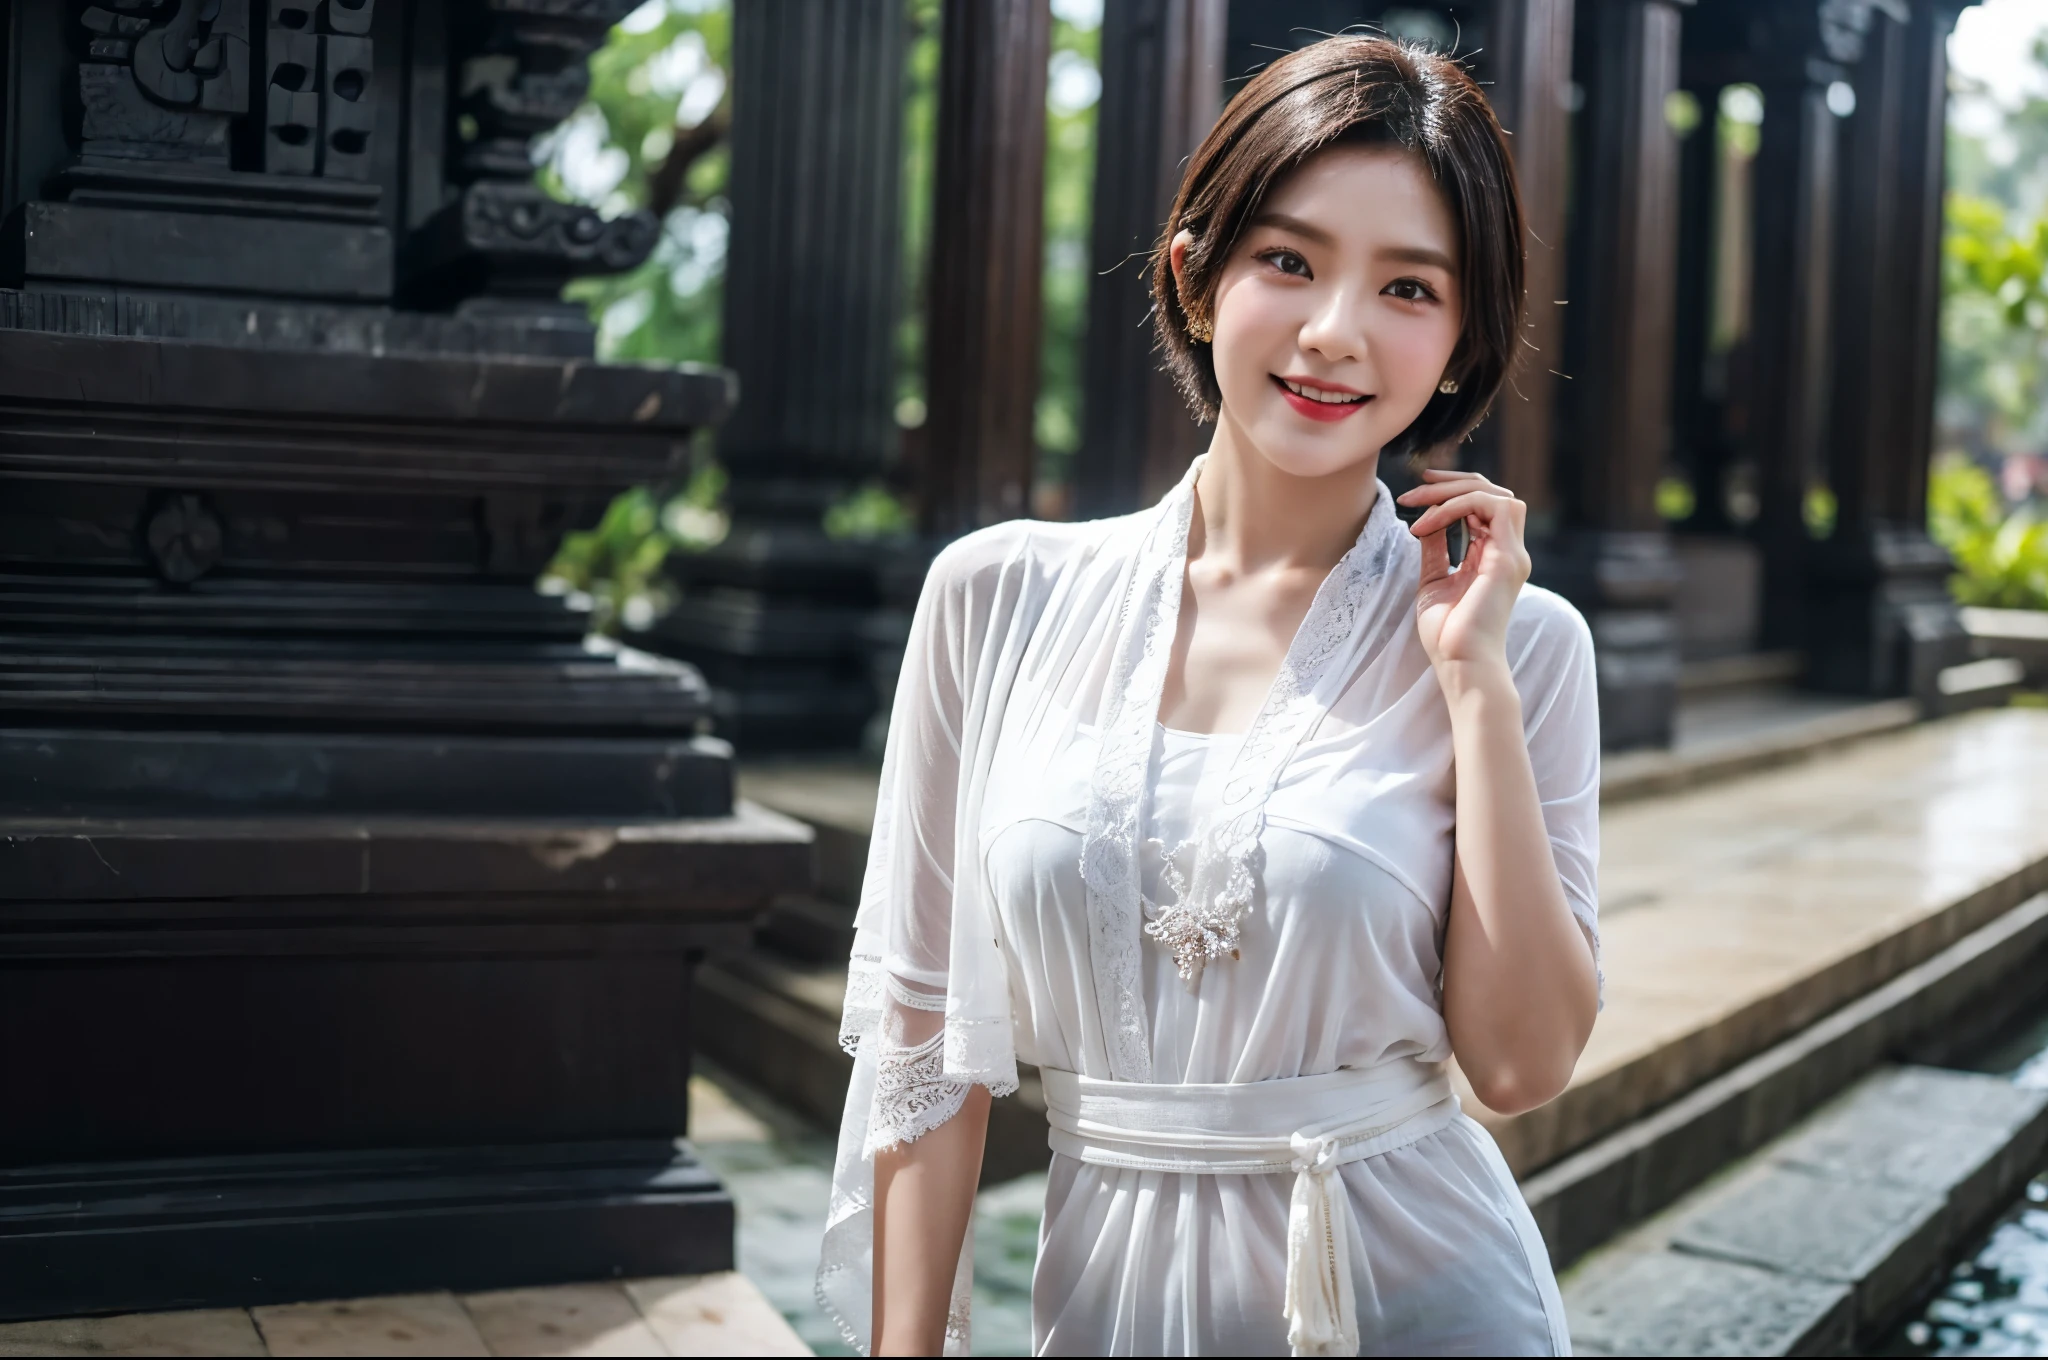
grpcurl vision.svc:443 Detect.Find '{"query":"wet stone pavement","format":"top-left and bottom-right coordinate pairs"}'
top-left (1884, 1015), bottom-right (2048, 1358)
top-left (690, 1068), bottom-right (1043, 1356)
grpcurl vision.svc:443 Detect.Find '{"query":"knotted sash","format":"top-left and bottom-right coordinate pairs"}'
top-left (1039, 1062), bottom-right (1460, 1357)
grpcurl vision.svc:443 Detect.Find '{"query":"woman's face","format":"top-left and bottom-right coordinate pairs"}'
top-left (1197, 144), bottom-right (1464, 480)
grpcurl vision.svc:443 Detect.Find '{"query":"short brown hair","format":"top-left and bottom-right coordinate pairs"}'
top-left (1151, 37), bottom-right (1525, 459)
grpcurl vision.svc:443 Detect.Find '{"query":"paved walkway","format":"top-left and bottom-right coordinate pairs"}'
top-left (1471, 706), bottom-right (2048, 1171)
top-left (0, 1272), bottom-right (808, 1357)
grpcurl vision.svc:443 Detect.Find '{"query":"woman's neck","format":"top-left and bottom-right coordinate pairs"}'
top-left (1192, 414), bottom-right (1381, 573)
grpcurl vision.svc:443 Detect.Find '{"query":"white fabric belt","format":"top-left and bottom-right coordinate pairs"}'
top-left (1040, 1062), bottom-right (1460, 1358)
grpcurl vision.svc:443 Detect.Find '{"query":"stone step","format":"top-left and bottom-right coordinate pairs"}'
top-left (1676, 650), bottom-right (1804, 697)
top-left (1561, 1065), bottom-right (2048, 1356)
top-left (1482, 708), bottom-right (2048, 1179)
top-left (1523, 892), bottom-right (2048, 1270)
top-left (1934, 655), bottom-right (2028, 716)
top-left (0, 1273), bottom-right (810, 1358)
top-left (1962, 606), bottom-right (2048, 685)
top-left (1598, 695), bottom-right (1917, 804)
top-left (757, 893), bottom-right (857, 963)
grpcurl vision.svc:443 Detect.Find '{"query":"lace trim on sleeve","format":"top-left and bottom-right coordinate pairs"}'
top-left (863, 1029), bottom-right (973, 1157)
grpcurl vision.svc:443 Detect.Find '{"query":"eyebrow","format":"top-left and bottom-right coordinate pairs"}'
top-left (1247, 211), bottom-right (1337, 247)
top-left (1378, 244), bottom-right (1458, 274)
top-left (1247, 213), bottom-right (1458, 274)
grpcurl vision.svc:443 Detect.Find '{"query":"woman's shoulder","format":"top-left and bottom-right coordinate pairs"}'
top-left (923, 510), bottom-right (1154, 603)
top-left (1507, 585), bottom-right (1595, 668)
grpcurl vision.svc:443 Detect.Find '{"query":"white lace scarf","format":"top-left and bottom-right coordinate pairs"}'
top-left (1078, 458), bottom-right (1401, 1081)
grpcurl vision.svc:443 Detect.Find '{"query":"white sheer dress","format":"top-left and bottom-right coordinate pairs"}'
top-left (819, 460), bottom-right (1600, 1357)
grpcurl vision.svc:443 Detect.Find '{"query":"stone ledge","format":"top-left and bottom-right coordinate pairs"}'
top-left (1478, 708), bottom-right (2048, 1176)
top-left (1561, 1066), bottom-right (2048, 1356)
top-left (1599, 697), bottom-right (1917, 804)
top-left (0, 1273), bottom-right (809, 1358)
top-left (1522, 893), bottom-right (2048, 1269)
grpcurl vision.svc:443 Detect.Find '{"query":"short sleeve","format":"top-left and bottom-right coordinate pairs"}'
top-left (821, 527), bottom-right (1035, 1357)
top-left (842, 531), bottom-right (1021, 1153)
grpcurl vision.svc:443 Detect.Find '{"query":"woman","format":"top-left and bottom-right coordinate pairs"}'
top-left (820, 36), bottom-right (1601, 1358)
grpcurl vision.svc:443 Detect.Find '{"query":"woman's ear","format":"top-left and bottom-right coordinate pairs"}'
top-left (1168, 228), bottom-right (1195, 294)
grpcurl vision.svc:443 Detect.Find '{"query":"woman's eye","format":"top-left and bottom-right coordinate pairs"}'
top-left (1385, 278), bottom-right (1438, 302)
top-left (1259, 249), bottom-right (1311, 278)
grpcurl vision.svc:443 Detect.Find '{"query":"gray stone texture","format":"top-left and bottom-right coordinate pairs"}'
top-left (1668, 1163), bottom-right (1950, 1325)
top-left (1565, 1249), bottom-right (1853, 1356)
top-left (1564, 1064), bottom-right (2048, 1355)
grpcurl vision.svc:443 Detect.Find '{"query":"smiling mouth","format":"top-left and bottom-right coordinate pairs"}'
top-left (1272, 375), bottom-right (1372, 420)
top-left (1276, 377), bottom-right (1368, 405)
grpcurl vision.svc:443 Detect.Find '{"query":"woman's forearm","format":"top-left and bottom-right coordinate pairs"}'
top-left (1438, 661), bottom-right (1598, 1115)
top-left (872, 1084), bottom-right (992, 1355)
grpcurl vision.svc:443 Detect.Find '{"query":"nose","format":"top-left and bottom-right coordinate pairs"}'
top-left (1296, 282), bottom-right (1371, 366)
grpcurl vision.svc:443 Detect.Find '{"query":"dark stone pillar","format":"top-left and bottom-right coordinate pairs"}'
top-left (0, 0), bottom-right (807, 1317)
top-left (1487, 0), bottom-right (1577, 527)
top-left (1808, 1), bottom-right (1971, 697)
top-left (653, 0), bottom-right (909, 750)
top-left (1072, 0), bottom-right (1226, 518)
top-left (1743, 1), bottom-right (1849, 650)
top-left (922, 0), bottom-right (1053, 535)
top-left (1544, 0), bottom-right (1688, 750)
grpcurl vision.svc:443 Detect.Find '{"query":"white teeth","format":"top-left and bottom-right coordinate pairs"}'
top-left (1282, 379), bottom-right (1362, 404)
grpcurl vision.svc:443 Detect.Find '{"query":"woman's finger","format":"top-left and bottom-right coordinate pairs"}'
top-left (1408, 489), bottom-right (1525, 538)
top-left (1417, 466), bottom-right (1496, 485)
top-left (1395, 478), bottom-right (1513, 507)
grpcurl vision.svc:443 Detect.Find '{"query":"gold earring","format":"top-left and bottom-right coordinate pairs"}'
top-left (1186, 310), bottom-right (1213, 344)
top-left (1438, 377), bottom-right (1460, 394)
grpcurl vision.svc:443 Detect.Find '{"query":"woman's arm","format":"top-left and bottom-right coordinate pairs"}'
top-left (872, 1085), bottom-right (992, 1355)
top-left (1399, 469), bottom-right (1599, 1116)
top-left (1436, 664), bottom-right (1597, 1113)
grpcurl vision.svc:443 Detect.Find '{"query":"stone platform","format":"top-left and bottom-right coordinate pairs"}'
top-left (1563, 1065), bottom-right (2048, 1355)
top-left (0, 1274), bottom-right (808, 1358)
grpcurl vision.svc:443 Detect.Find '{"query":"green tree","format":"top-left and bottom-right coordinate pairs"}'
top-left (1034, 5), bottom-right (1102, 505)
top-left (1928, 455), bottom-right (2048, 609)
top-left (538, 0), bottom-right (733, 366)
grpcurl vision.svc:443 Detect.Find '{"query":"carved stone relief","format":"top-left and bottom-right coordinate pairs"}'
top-left (79, 0), bottom-right (252, 160)
top-left (428, 0), bottom-right (657, 288)
top-left (75, 0), bottom-right (373, 179)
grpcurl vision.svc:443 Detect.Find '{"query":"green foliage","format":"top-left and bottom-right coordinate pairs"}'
top-left (1940, 32), bottom-right (2048, 465)
top-left (540, 0), bottom-right (733, 367)
top-left (542, 461), bottom-right (730, 635)
top-left (897, 0), bottom-right (942, 419)
top-left (1944, 200), bottom-right (2047, 461)
top-left (543, 0), bottom-right (1107, 629)
top-left (1035, 9), bottom-right (1102, 491)
top-left (538, 2), bottom-right (733, 620)
top-left (1928, 455), bottom-right (2048, 610)
top-left (1803, 484), bottom-right (1837, 540)
top-left (1654, 476), bottom-right (1696, 522)
top-left (824, 485), bottom-right (917, 543)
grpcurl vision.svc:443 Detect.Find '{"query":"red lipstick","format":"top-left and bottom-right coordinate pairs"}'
top-left (1272, 374), bottom-right (1371, 423)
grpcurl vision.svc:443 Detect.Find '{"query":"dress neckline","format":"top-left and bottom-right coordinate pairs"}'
top-left (1156, 722), bottom-right (1245, 743)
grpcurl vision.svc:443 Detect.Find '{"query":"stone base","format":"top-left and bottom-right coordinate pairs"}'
top-left (1533, 530), bottom-right (1683, 750)
top-left (0, 1141), bottom-right (733, 1323)
top-left (0, 809), bottom-right (809, 1318)
top-left (656, 524), bottom-right (926, 753)
top-left (1805, 523), bottom-right (1971, 702)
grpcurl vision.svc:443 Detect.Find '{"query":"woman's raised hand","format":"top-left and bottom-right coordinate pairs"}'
top-left (1397, 468), bottom-right (1532, 676)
